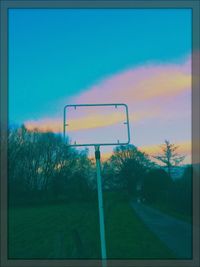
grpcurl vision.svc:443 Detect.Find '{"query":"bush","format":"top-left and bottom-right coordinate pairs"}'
top-left (142, 168), bottom-right (172, 204)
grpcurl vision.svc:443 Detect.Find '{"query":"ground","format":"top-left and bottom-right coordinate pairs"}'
top-left (131, 201), bottom-right (192, 258)
top-left (9, 192), bottom-right (176, 259)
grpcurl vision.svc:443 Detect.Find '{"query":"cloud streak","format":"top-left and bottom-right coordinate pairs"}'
top-left (25, 56), bottom-right (191, 158)
top-left (139, 140), bottom-right (191, 156)
top-left (90, 140), bottom-right (191, 164)
top-left (139, 140), bottom-right (191, 164)
top-left (25, 108), bottom-right (159, 133)
top-left (69, 56), bottom-right (191, 106)
top-left (25, 118), bottom-right (62, 133)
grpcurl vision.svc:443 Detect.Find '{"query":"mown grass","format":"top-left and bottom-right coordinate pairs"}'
top-left (8, 192), bottom-right (175, 259)
top-left (147, 202), bottom-right (192, 224)
top-left (104, 192), bottom-right (175, 259)
top-left (8, 201), bottom-right (101, 259)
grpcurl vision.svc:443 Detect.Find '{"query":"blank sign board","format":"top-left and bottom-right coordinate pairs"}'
top-left (63, 103), bottom-right (130, 146)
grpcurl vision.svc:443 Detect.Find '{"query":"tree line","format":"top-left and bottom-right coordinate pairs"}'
top-left (8, 125), bottom-right (192, 217)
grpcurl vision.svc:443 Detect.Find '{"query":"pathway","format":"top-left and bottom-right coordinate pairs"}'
top-left (131, 201), bottom-right (192, 258)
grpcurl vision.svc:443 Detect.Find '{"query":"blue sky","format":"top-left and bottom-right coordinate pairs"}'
top-left (9, 8), bottom-right (192, 162)
top-left (9, 9), bottom-right (191, 123)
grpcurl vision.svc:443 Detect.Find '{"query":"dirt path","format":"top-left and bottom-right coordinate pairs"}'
top-left (131, 201), bottom-right (192, 258)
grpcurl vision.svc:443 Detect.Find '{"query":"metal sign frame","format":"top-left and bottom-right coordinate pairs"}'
top-left (63, 103), bottom-right (130, 267)
top-left (63, 103), bottom-right (130, 147)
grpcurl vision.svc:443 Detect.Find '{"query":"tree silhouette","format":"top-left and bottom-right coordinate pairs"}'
top-left (8, 125), bottom-right (95, 205)
top-left (104, 145), bottom-right (154, 194)
top-left (154, 140), bottom-right (185, 177)
top-left (142, 168), bottom-right (172, 204)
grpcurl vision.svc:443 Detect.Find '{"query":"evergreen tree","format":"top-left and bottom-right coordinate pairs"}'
top-left (154, 140), bottom-right (185, 177)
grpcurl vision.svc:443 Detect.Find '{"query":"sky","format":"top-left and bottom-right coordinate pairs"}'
top-left (9, 8), bottom-right (192, 163)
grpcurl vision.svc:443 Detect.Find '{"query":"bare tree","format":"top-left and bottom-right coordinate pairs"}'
top-left (104, 145), bottom-right (155, 193)
top-left (154, 140), bottom-right (185, 177)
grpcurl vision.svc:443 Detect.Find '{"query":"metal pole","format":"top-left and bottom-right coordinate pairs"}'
top-left (95, 146), bottom-right (107, 267)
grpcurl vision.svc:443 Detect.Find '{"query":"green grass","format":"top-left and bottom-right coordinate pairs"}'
top-left (9, 192), bottom-right (176, 259)
top-left (147, 202), bottom-right (192, 224)
top-left (104, 192), bottom-right (175, 259)
top-left (9, 201), bottom-right (101, 259)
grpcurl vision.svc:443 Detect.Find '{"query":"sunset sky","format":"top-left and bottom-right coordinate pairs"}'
top-left (9, 9), bottom-right (192, 163)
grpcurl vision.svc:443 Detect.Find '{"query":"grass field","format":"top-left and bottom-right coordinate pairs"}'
top-left (147, 202), bottom-right (192, 224)
top-left (8, 192), bottom-right (176, 259)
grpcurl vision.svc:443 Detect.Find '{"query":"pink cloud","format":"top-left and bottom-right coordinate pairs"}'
top-left (25, 118), bottom-right (62, 133)
top-left (69, 56), bottom-right (191, 108)
top-left (139, 140), bottom-right (191, 164)
top-left (25, 56), bottom-right (191, 158)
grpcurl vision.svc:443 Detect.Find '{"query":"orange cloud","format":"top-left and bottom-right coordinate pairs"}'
top-left (25, 107), bottom-right (160, 134)
top-left (139, 140), bottom-right (191, 164)
top-left (134, 71), bottom-right (190, 101)
top-left (25, 118), bottom-right (62, 133)
top-left (89, 140), bottom-right (191, 163)
top-left (139, 141), bottom-right (191, 154)
top-left (88, 151), bottom-right (113, 162)
top-left (25, 55), bottom-right (191, 162)
top-left (25, 112), bottom-right (126, 133)
top-left (67, 111), bottom-right (126, 131)
top-left (69, 57), bottom-right (191, 106)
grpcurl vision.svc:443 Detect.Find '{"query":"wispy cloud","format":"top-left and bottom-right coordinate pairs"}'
top-left (139, 140), bottom-right (191, 155)
top-left (90, 140), bottom-right (191, 164)
top-left (139, 140), bottom-right (191, 164)
top-left (25, 108), bottom-right (159, 133)
top-left (69, 56), bottom-right (191, 106)
top-left (67, 111), bottom-right (126, 131)
top-left (25, 56), bottom-right (191, 154)
top-left (25, 118), bottom-right (62, 133)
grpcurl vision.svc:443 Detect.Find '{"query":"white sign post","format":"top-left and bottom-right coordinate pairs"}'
top-left (95, 145), bottom-right (107, 267)
top-left (63, 103), bottom-right (130, 267)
